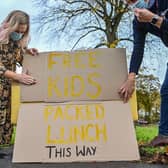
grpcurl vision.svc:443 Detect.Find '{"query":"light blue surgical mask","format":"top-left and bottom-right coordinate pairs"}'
top-left (10, 32), bottom-right (23, 41)
top-left (132, 0), bottom-right (149, 9)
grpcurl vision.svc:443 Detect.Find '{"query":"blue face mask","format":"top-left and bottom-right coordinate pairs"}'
top-left (132, 0), bottom-right (148, 9)
top-left (10, 32), bottom-right (23, 41)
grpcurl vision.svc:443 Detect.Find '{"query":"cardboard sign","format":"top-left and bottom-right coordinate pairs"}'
top-left (21, 48), bottom-right (127, 102)
top-left (11, 87), bottom-right (138, 124)
top-left (13, 48), bottom-right (139, 163)
top-left (13, 101), bottom-right (139, 163)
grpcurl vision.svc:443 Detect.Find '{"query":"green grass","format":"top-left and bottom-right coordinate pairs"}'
top-left (135, 125), bottom-right (166, 156)
top-left (11, 126), bottom-right (16, 145)
top-left (135, 125), bottom-right (158, 144)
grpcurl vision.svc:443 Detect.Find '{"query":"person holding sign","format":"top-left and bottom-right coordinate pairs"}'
top-left (0, 10), bottom-right (38, 145)
top-left (119, 0), bottom-right (168, 146)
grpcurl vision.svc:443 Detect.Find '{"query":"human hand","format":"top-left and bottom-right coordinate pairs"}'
top-left (26, 48), bottom-right (39, 56)
top-left (118, 75), bottom-right (136, 103)
top-left (134, 8), bottom-right (154, 22)
top-left (15, 73), bottom-right (37, 85)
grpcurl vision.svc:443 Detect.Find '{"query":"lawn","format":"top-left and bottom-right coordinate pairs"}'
top-left (135, 124), bottom-right (158, 145)
top-left (135, 124), bottom-right (168, 163)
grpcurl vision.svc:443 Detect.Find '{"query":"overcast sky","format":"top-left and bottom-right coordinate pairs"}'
top-left (0, 0), bottom-right (69, 52)
top-left (1, 0), bottom-right (167, 82)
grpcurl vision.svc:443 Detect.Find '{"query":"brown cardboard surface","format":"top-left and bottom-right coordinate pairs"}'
top-left (12, 103), bottom-right (45, 162)
top-left (12, 101), bottom-right (139, 163)
top-left (14, 49), bottom-right (139, 163)
top-left (21, 48), bottom-right (127, 102)
top-left (20, 53), bottom-right (47, 101)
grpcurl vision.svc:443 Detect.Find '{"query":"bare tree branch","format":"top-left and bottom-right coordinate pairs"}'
top-left (71, 29), bottom-right (99, 50)
top-left (33, 0), bottom-right (131, 49)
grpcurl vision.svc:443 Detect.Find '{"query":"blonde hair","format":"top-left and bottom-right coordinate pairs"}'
top-left (0, 10), bottom-right (30, 50)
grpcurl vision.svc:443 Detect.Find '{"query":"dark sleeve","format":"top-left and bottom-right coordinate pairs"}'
top-left (160, 18), bottom-right (168, 47)
top-left (129, 18), bottom-right (147, 74)
top-left (160, 18), bottom-right (168, 30)
top-left (0, 45), bottom-right (7, 76)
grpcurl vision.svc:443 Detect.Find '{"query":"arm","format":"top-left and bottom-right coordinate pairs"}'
top-left (118, 18), bottom-right (147, 103)
top-left (0, 58), bottom-right (18, 80)
top-left (159, 18), bottom-right (168, 47)
top-left (129, 18), bottom-right (147, 74)
top-left (133, 8), bottom-right (168, 47)
top-left (0, 50), bottom-right (36, 85)
top-left (133, 8), bottom-right (164, 29)
top-left (155, 16), bottom-right (164, 28)
top-left (3, 68), bottom-right (36, 85)
top-left (1, 66), bottom-right (36, 85)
